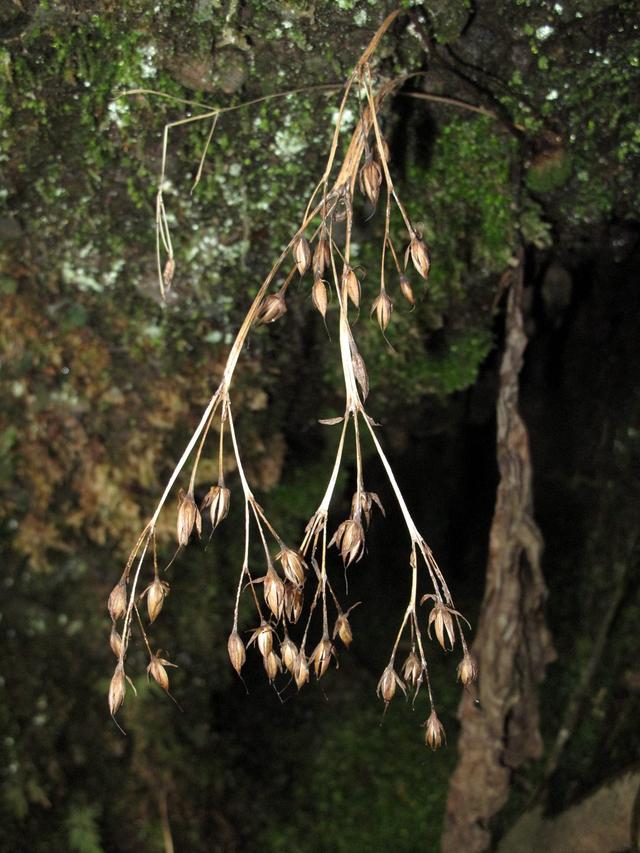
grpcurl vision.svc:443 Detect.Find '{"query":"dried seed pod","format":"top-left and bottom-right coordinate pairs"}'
top-left (373, 137), bottom-right (391, 166)
top-left (343, 265), bottom-right (360, 308)
top-left (258, 291), bottom-right (287, 325)
top-left (294, 651), bottom-right (309, 689)
top-left (108, 579), bottom-right (127, 622)
top-left (276, 548), bottom-right (306, 587)
top-left (371, 288), bottom-right (393, 331)
top-left (284, 583), bottom-right (303, 623)
top-left (293, 235), bottom-right (311, 276)
top-left (162, 257), bottom-right (175, 290)
top-left (310, 637), bottom-right (334, 679)
top-left (399, 274), bottom-right (415, 307)
top-left (177, 489), bottom-right (201, 547)
top-left (457, 652), bottom-right (478, 685)
top-left (351, 490), bottom-right (385, 528)
top-left (108, 662), bottom-right (126, 717)
top-left (333, 613), bottom-right (353, 648)
top-left (405, 233), bottom-right (430, 280)
top-left (201, 484), bottom-right (231, 529)
top-left (147, 577), bottom-right (169, 623)
top-left (263, 567), bottom-right (285, 619)
top-left (359, 156), bottom-right (382, 206)
top-left (280, 636), bottom-right (298, 674)
top-left (329, 517), bottom-right (365, 567)
top-left (401, 650), bottom-right (422, 687)
top-left (313, 234), bottom-right (331, 278)
top-left (377, 665), bottom-right (406, 704)
top-left (424, 709), bottom-right (446, 750)
top-left (263, 650), bottom-right (282, 682)
top-left (227, 630), bottom-right (246, 675)
top-left (312, 277), bottom-right (328, 318)
top-left (109, 626), bottom-right (123, 658)
top-left (421, 595), bottom-right (469, 650)
top-left (248, 622), bottom-right (275, 658)
top-left (351, 349), bottom-right (369, 401)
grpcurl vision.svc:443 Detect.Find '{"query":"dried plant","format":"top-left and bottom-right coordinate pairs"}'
top-left (108, 10), bottom-right (476, 746)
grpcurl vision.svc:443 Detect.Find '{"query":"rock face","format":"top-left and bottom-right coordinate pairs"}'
top-left (498, 771), bottom-right (640, 853)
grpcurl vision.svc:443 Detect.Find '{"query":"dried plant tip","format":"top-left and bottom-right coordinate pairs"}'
top-left (422, 595), bottom-right (467, 650)
top-left (147, 577), bottom-right (169, 623)
top-left (276, 548), bottom-right (306, 587)
top-left (310, 637), bottom-right (334, 679)
top-left (313, 234), bottom-right (331, 278)
top-left (329, 518), bottom-right (365, 567)
top-left (227, 630), bottom-right (246, 675)
top-left (108, 662), bottom-right (126, 717)
top-left (293, 235), bottom-right (311, 276)
top-left (351, 490), bottom-right (385, 528)
top-left (258, 291), bottom-right (287, 325)
top-left (263, 567), bottom-right (285, 619)
top-left (343, 265), bottom-right (360, 308)
top-left (457, 652), bottom-right (478, 685)
top-left (333, 614), bottom-right (353, 648)
top-left (177, 489), bottom-right (201, 547)
top-left (263, 650), bottom-right (282, 682)
top-left (162, 257), bottom-right (175, 289)
top-left (359, 156), bottom-right (382, 206)
top-left (424, 710), bottom-right (446, 750)
top-left (377, 665), bottom-right (406, 704)
top-left (201, 484), bottom-right (230, 529)
top-left (312, 277), bottom-right (328, 318)
top-left (373, 137), bottom-right (390, 166)
top-left (294, 651), bottom-right (309, 689)
top-left (109, 626), bottom-right (123, 658)
top-left (371, 289), bottom-right (393, 332)
top-left (405, 234), bottom-right (430, 280)
top-left (108, 579), bottom-right (127, 622)
top-left (147, 653), bottom-right (176, 693)
top-left (284, 583), bottom-right (304, 624)
top-left (280, 636), bottom-right (298, 674)
top-left (399, 274), bottom-right (415, 306)
top-left (402, 651), bottom-right (422, 687)
top-left (248, 622), bottom-right (275, 658)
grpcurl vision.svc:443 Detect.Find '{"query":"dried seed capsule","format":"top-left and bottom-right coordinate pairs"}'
top-left (457, 652), bottom-right (478, 685)
top-left (371, 288), bottom-right (393, 332)
top-left (108, 579), bottom-right (127, 622)
top-left (313, 235), bottom-right (331, 278)
top-left (108, 662), bottom-right (126, 717)
top-left (284, 583), bottom-right (303, 623)
top-left (377, 665), bottom-right (406, 704)
top-left (373, 137), bottom-right (391, 166)
top-left (147, 577), bottom-right (169, 623)
top-left (405, 233), bottom-right (430, 280)
top-left (263, 650), bottom-right (282, 682)
top-left (312, 277), bottom-right (328, 318)
top-left (333, 614), bottom-right (353, 648)
top-left (343, 265), bottom-right (360, 307)
top-left (293, 236), bottom-right (311, 276)
top-left (351, 490), bottom-right (385, 528)
top-left (351, 348), bottom-right (369, 401)
top-left (310, 637), bottom-right (334, 679)
top-left (177, 489), bottom-right (201, 547)
top-left (399, 274), bottom-right (415, 306)
top-left (329, 518), bottom-right (365, 567)
top-left (201, 484), bottom-right (231, 529)
top-left (257, 290), bottom-right (287, 324)
top-left (148, 657), bottom-right (169, 692)
top-left (359, 156), bottom-right (382, 206)
top-left (424, 710), bottom-right (446, 750)
top-left (162, 257), bottom-right (175, 290)
top-left (248, 622), bottom-right (274, 658)
top-left (401, 650), bottom-right (422, 687)
top-left (263, 567), bottom-right (285, 619)
top-left (227, 630), bottom-right (246, 675)
top-left (280, 636), bottom-right (298, 674)
top-left (109, 626), bottom-right (123, 659)
top-left (294, 651), bottom-right (309, 689)
top-left (276, 548), bottom-right (306, 587)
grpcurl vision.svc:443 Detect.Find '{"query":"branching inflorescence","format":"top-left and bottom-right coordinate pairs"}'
top-left (108, 10), bottom-right (477, 747)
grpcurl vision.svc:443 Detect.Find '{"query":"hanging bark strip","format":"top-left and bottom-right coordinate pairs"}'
top-left (442, 251), bottom-right (555, 853)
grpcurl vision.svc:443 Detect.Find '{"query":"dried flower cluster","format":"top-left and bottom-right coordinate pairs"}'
top-left (108, 10), bottom-right (476, 746)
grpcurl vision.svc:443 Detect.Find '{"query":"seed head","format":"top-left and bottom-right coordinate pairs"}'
top-left (333, 614), bottom-right (353, 648)
top-left (280, 636), bottom-right (298, 674)
top-left (177, 489), bottom-right (201, 547)
top-left (108, 661), bottom-right (126, 717)
top-left (377, 665), bottom-right (406, 704)
top-left (351, 490), bottom-right (385, 528)
top-left (313, 234), bottom-right (331, 278)
top-left (263, 650), bottom-right (282, 682)
top-left (359, 156), bottom-right (382, 206)
top-left (201, 484), bottom-right (230, 529)
top-left (401, 650), bottom-right (422, 687)
top-left (108, 579), bottom-right (127, 622)
top-left (310, 637), bottom-right (334, 679)
top-left (329, 517), bottom-right (365, 566)
top-left (343, 265), bottom-right (360, 308)
top-left (162, 257), bottom-right (175, 290)
top-left (248, 622), bottom-right (275, 658)
top-left (258, 291), bottom-right (287, 325)
top-left (371, 288), bottom-right (393, 332)
top-left (147, 653), bottom-right (177, 693)
top-left (276, 547), bottom-right (306, 587)
top-left (263, 566), bottom-right (285, 619)
top-left (312, 277), bottom-right (328, 318)
top-left (424, 710), bottom-right (446, 750)
top-left (294, 650), bottom-right (309, 689)
top-left (284, 583), bottom-right (304, 623)
top-left (422, 595), bottom-right (468, 650)
top-left (109, 626), bottom-right (123, 658)
top-left (147, 577), bottom-right (169, 623)
top-left (405, 233), bottom-right (430, 280)
top-left (227, 630), bottom-right (246, 675)
top-left (399, 274), bottom-right (415, 306)
top-left (293, 235), bottom-right (311, 276)
top-left (457, 652), bottom-right (478, 686)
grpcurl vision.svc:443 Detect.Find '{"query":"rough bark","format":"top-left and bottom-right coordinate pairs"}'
top-left (442, 253), bottom-right (555, 852)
